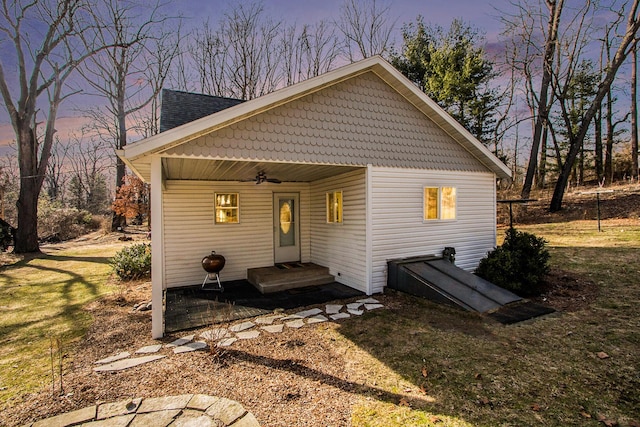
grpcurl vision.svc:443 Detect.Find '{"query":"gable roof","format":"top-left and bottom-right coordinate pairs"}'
top-left (159, 89), bottom-right (244, 132)
top-left (120, 56), bottom-right (511, 181)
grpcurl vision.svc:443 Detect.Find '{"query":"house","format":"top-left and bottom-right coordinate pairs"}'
top-left (118, 56), bottom-right (511, 338)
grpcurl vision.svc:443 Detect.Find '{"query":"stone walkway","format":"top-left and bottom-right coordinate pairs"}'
top-left (26, 394), bottom-right (259, 427)
top-left (94, 298), bottom-right (384, 372)
top-left (35, 299), bottom-right (385, 427)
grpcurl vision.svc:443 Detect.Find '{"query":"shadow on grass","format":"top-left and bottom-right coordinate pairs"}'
top-left (223, 347), bottom-right (436, 408)
top-left (0, 252), bottom-right (113, 344)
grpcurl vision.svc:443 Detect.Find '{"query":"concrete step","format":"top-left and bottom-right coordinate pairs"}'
top-left (247, 263), bottom-right (335, 294)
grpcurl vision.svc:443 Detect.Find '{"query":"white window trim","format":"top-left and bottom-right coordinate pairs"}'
top-left (423, 186), bottom-right (457, 222)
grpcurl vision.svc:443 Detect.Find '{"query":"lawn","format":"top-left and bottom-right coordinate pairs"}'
top-left (337, 220), bottom-right (640, 426)
top-left (0, 221), bottom-right (638, 426)
top-left (0, 243), bottom-right (123, 405)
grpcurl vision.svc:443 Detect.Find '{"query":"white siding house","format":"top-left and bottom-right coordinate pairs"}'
top-left (119, 56), bottom-right (511, 338)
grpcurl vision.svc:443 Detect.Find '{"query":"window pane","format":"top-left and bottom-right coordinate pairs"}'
top-left (335, 191), bottom-right (343, 223)
top-left (279, 199), bottom-right (295, 246)
top-left (441, 187), bottom-right (456, 219)
top-left (326, 191), bottom-right (343, 223)
top-left (424, 188), bottom-right (438, 220)
top-left (215, 193), bottom-right (239, 223)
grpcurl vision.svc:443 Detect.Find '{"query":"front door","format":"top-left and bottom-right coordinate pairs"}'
top-left (273, 193), bottom-right (300, 263)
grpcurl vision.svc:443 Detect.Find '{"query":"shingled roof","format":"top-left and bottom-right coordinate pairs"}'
top-left (159, 89), bottom-right (244, 132)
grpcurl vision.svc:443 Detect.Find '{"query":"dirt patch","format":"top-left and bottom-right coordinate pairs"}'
top-left (498, 183), bottom-right (640, 226)
top-left (0, 279), bottom-right (364, 427)
top-left (532, 269), bottom-right (600, 312)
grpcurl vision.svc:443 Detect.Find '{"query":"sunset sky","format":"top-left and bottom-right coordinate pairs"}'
top-left (0, 0), bottom-right (622, 150)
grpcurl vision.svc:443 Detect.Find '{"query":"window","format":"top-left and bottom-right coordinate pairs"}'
top-left (215, 193), bottom-right (239, 223)
top-left (326, 190), bottom-right (343, 223)
top-left (424, 187), bottom-right (456, 220)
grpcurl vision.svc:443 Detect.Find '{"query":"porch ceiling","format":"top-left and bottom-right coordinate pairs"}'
top-left (162, 158), bottom-right (362, 182)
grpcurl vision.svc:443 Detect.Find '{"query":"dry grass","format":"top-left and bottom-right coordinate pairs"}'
top-left (0, 242), bottom-right (126, 405)
top-left (341, 220), bottom-right (640, 426)
top-left (0, 220), bottom-right (638, 426)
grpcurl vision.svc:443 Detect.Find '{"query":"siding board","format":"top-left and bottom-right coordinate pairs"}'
top-left (369, 167), bottom-right (497, 294)
top-left (162, 180), bottom-right (310, 288)
top-left (310, 169), bottom-right (367, 292)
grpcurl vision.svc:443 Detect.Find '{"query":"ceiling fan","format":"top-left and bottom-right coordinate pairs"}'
top-left (244, 171), bottom-right (281, 185)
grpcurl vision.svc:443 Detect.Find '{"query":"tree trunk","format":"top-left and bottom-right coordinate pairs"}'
top-left (536, 127), bottom-right (549, 189)
top-left (111, 90), bottom-right (128, 231)
top-left (15, 128), bottom-right (41, 253)
top-left (604, 89), bottom-right (614, 184)
top-left (594, 108), bottom-right (603, 182)
top-left (632, 43), bottom-right (639, 180)
top-left (15, 178), bottom-right (40, 253)
top-left (521, 0), bottom-right (564, 199)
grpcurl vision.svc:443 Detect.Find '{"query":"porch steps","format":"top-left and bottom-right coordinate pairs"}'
top-left (247, 263), bottom-right (335, 294)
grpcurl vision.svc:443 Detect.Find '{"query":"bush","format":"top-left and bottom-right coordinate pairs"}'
top-left (475, 228), bottom-right (550, 296)
top-left (37, 198), bottom-right (101, 242)
top-left (111, 243), bottom-right (151, 281)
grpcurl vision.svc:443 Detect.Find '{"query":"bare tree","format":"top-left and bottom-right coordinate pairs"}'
top-left (45, 137), bottom-right (71, 204)
top-left (188, 1), bottom-right (284, 100)
top-left (506, 0), bottom-right (565, 200)
top-left (79, 0), bottom-right (180, 229)
top-left (281, 20), bottom-right (342, 85)
top-left (67, 133), bottom-right (112, 214)
top-left (550, 0), bottom-right (640, 211)
top-left (0, 0), bottom-right (109, 253)
top-left (336, 0), bottom-right (395, 61)
top-left (632, 42), bottom-right (639, 180)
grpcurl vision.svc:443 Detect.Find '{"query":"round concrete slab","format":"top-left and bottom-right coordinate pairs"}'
top-left (27, 394), bottom-right (259, 427)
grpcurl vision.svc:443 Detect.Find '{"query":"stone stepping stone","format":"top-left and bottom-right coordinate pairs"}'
top-left (347, 302), bottom-right (363, 310)
top-left (307, 314), bottom-right (328, 324)
top-left (126, 409), bottom-right (179, 426)
top-left (293, 308), bottom-right (323, 318)
top-left (95, 352), bottom-right (130, 365)
top-left (229, 321), bottom-right (255, 332)
top-left (217, 337), bottom-right (237, 347)
top-left (348, 309), bottom-right (364, 316)
top-left (285, 319), bottom-right (305, 329)
top-left (325, 304), bottom-right (343, 314)
top-left (97, 398), bottom-right (142, 419)
top-left (255, 315), bottom-right (283, 325)
top-left (236, 330), bottom-right (260, 340)
top-left (137, 394), bottom-right (193, 413)
top-left (165, 334), bottom-right (195, 348)
top-left (330, 312), bottom-right (351, 320)
top-left (200, 328), bottom-right (230, 341)
top-left (261, 324), bottom-right (284, 333)
top-left (187, 394), bottom-right (221, 411)
top-left (93, 355), bottom-right (166, 372)
top-left (205, 397), bottom-right (248, 426)
top-left (364, 303), bottom-right (384, 310)
top-left (357, 297), bottom-right (380, 304)
top-left (174, 341), bottom-right (208, 354)
top-left (135, 344), bottom-right (162, 354)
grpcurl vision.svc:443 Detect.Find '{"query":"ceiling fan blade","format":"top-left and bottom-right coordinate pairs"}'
top-left (266, 178), bottom-right (282, 184)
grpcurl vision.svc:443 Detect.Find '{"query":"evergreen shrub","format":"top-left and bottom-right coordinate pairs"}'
top-left (475, 228), bottom-right (550, 296)
top-left (111, 243), bottom-right (151, 280)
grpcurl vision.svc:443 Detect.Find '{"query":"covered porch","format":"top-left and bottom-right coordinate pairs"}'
top-left (149, 157), bottom-right (369, 337)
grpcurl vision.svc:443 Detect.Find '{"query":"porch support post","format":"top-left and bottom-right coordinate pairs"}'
top-left (150, 155), bottom-right (164, 339)
top-left (365, 164), bottom-right (373, 295)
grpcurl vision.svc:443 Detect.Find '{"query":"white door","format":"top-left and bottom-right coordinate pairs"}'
top-left (273, 193), bottom-right (300, 263)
